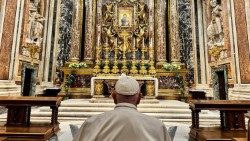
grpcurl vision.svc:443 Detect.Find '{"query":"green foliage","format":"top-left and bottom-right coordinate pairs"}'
top-left (64, 74), bottom-right (75, 92)
top-left (162, 63), bottom-right (181, 71)
top-left (68, 62), bottom-right (88, 69)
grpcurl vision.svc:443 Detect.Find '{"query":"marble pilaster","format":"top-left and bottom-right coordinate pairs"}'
top-left (84, 0), bottom-right (95, 62)
top-left (0, 0), bottom-right (18, 80)
top-left (0, 0), bottom-right (6, 50)
top-left (169, 0), bottom-right (181, 64)
top-left (148, 0), bottom-right (154, 62)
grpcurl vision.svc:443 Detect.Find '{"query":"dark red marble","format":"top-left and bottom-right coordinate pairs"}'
top-left (0, 0), bottom-right (17, 80)
top-left (234, 0), bottom-right (250, 83)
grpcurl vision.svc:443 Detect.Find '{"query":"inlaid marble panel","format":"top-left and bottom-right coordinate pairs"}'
top-left (178, 0), bottom-right (194, 83)
top-left (58, 0), bottom-right (73, 67)
top-left (0, 0), bottom-right (17, 80)
top-left (234, 0), bottom-right (250, 83)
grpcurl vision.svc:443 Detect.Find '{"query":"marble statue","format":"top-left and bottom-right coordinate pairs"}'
top-left (27, 0), bottom-right (44, 46)
top-left (210, 0), bottom-right (223, 41)
top-left (207, 0), bottom-right (225, 60)
top-left (29, 0), bottom-right (40, 10)
top-left (28, 11), bottom-right (44, 45)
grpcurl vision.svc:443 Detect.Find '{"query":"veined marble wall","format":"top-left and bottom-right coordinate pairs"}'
top-left (234, 0), bottom-right (250, 84)
top-left (193, 0), bottom-right (250, 99)
top-left (57, 0), bottom-right (73, 67)
top-left (178, 0), bottom-right (194, 83)
top-left (0, 0), bottom-right (17, 80)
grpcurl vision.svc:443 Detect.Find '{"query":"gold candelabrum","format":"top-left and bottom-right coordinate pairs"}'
top-left (120, 31), bottom-right (129, 74)
top-left (94, 35), bottom-right (102, 75)
top-left (23, 43), bottom-right (40, 65)
top-left (94, 25), bottom-right (156, 76)
top-left (130, 37), bottom-right (138, 74)
top-left (102, 38), bottom-right (110, 74)
top-left (93, 46), bottom-right (101, 75)
top-left (139, 37), bottom-right (147, 75)
top-left (111, 38), bottom-right (119, 74)
top-left (148, 39), bottom-right (156, 75)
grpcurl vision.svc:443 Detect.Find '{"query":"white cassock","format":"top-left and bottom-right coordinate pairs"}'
top-left (73, 103), bottom-right (172, 141)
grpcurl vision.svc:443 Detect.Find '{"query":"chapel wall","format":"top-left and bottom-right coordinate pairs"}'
top-left (0, 0), bottom-right (59, 96)
top-left (233, 0), bottom-right (250, 84)
top-left (0, 0), bottom-right (18, 80)
top-left (193, 0), bottom-right (250, 100)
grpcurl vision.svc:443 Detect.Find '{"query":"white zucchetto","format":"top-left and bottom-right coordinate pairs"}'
top-left (115, 74), bottom-right (140, 95)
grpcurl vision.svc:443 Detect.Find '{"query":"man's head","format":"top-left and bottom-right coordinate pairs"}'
top-left (112, 74), bottom-right (141, 106)
top-left (123, 14), bottom-right (127, 18)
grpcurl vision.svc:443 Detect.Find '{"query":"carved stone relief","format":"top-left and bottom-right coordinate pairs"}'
top-left (207, 0), bottom-right (226, 61)
top-left (26, 0), bottom-right (45, 46)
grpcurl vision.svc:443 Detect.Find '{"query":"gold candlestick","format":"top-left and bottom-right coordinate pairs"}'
top-left (121, 31), bottom-right (129, 74)
top-left (111, 38), bottom-right (119, 74)
top-left (94, 36), bottom-right (101, 75)
top-left (130, 37), bottom-right (138, 74)
top-left (102, 38), bottom-right (110, 74)
top-left (139, 38), bottom-right (147, 75)
top-left (148, 38), bottom-right (156, 75)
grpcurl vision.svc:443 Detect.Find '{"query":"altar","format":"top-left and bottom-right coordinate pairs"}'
top-left (91, 76), bottom-right (158, 98)
top-left (61, 0), bottom-right (189, 100)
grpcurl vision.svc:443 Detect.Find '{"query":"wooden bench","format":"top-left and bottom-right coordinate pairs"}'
top-left (0, 96), bottom-right (62, 141)
top-left (189, 100), bottom-right (250, 141)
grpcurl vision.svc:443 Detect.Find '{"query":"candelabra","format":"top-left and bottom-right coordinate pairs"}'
top-left (102, 38), bottom-right (110, 74)
top-left (148, 38), bottom-right (156, 75)
top-left (130, 37), bottom-right (138, 74)
top-left (139, 38), bottom-right (147, 75)
top-left (111, 38), bottom-right (119, 74)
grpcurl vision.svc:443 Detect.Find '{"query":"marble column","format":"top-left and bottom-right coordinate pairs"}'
top-left (148, 0), bottom-right (155, 61)
top-left (155, 0), bottom-right (167, 65)
top-left (69, 0), bottom-right (84, 62)
top-left (84, 0), bottom-right (95, 63)
top-left (169, 0), bottom-right (181, 64)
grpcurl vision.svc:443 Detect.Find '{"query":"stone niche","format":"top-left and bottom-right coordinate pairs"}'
top-left (211, 65), bottom-right (228, 100)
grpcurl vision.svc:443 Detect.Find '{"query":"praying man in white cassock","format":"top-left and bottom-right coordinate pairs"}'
top-left (73, 74), bottom-right (171, 141)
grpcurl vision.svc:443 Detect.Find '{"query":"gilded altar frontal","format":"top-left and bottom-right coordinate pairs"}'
top-left (0, 0), bottom-right (250, 100)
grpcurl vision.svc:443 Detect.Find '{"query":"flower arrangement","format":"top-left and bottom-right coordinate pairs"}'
top-left (69, 62), bottom-right (88, 69)
top-left (162, 63), bottom-right (181, 71)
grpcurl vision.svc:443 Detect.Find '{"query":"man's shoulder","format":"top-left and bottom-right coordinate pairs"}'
top-left (139, 113), bottom-right (165, 125)
top-left (85, 110), bottom-right (113, 123)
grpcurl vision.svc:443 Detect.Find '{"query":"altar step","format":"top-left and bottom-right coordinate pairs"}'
top-left (0, 80), bottom-right (20, 96)
top-left (0, 99), bottom-right (221, 127)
